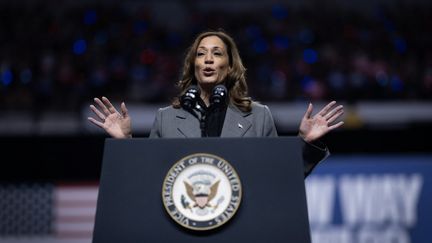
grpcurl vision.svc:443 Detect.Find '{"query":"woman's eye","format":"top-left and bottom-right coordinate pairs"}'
top-left (214, 52), bottom-right (222, 56)
top-left (197, 52), bottom-right (205, 56)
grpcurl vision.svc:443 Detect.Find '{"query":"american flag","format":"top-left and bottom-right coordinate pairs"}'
top-left (0, 182), bottom-right (99, 243)
top-left (53, 183), bottom-right (99, 240)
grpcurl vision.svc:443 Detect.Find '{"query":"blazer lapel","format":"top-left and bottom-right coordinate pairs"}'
top-left (176, 109), bottom-right (201, 138)
top-left (221, 105), bottom-right (252, 137)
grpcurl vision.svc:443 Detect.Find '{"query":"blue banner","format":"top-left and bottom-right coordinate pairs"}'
top-left (305, 154), bottom-right (432, 243)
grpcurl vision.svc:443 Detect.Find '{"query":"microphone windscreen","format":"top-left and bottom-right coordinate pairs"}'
top-left (210, 84), bottom-right (228, 107)
top-left (180, 85), bottom-right (201, 110)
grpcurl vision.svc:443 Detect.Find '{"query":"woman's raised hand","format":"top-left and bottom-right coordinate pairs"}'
top-left (299, 101), bottom-right (344, 143)
top-left (88, 97), bottom-right (132, 139)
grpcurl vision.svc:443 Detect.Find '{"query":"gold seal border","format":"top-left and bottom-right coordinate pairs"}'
top-left (161, 153), bottom-right (243, 231)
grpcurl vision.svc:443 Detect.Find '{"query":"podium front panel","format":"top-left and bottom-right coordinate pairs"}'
top-left (93, 137), bottom-right (310, 243)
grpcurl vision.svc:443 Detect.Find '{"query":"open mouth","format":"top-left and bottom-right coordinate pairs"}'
top-left (203, 67), bottom-right (215, 76)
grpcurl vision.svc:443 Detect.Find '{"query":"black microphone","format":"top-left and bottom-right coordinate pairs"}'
top-left (180, 85), bottom-right (201, 111)
top-left (210, 84), bottom-right (228, 108)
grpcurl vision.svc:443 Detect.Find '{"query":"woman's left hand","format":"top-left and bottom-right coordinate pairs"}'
top-left (299, 101), bottom-right (344, 143)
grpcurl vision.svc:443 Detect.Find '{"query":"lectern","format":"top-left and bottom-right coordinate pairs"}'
top-left (93, 137), bottom-right (311, 242)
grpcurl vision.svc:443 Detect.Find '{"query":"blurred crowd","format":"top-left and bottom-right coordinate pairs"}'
top-left (1, 1), bottom-right (431, 114)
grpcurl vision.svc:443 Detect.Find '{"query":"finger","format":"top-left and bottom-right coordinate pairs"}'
top-left (102, 96), bottom-right (119, 114)
top-left (328, 121), bottom-right (344, 130)
top-left (324, 105), bottom-right (344, 120)
top-left (88, 117), bottom-right (105, 128)
top-left (318, 101), bottom-right (337, 116)
top-left (327, 109), bottom-right (344, 124)
top-left (121, 102), bottom-right (129, 118)
top-left (303, 103), bottom-right (313, 119)
top-left (94, 97), bottom-right (111, 116)
top-left (90, 105), bottom-right (106, 121)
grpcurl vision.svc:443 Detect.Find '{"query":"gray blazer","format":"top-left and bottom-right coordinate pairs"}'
top-left (149, 102), bottom-right (277, 138)
top-left (149, 102), bottom-right (328, 176)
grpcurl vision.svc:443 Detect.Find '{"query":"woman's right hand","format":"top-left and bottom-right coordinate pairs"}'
top-left (88, 97), bottom-right (132, 139)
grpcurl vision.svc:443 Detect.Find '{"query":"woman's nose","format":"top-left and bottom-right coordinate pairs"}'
top-left (204, 54), bottom-right (213, 63)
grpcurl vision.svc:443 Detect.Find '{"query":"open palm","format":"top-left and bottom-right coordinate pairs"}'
top-left (299, 101), bottom-right (344, 143)
top-left (88, 97), bottom-right (132, 139)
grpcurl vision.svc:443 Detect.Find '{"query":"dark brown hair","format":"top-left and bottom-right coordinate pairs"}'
top-left (172, 30), bottom-right (252, 112)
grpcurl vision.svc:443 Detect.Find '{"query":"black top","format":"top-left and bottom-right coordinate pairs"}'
top-left (203, 105), bottom-right (228, 137)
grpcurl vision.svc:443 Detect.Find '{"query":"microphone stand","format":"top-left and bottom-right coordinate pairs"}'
top-left (183, 100), bottom-right (208, 137)
top-left (195, 100), bottom-right (208, 137)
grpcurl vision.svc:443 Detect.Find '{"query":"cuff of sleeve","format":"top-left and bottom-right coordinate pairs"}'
top-left (304, 138), bottom-right (327, 151)
top-left (300, 137), bottom-right (330, 177)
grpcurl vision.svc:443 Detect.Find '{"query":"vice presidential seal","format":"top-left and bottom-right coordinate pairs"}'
top-left (162, 153), bottom-right (242, 231)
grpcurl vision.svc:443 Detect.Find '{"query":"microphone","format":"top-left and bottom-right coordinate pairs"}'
top-left (180, 85), bottom-right (201, 111)
top-left (210, 84), bottom-right (228, 108)
top-left (180, 84), bottom-right (228, 137)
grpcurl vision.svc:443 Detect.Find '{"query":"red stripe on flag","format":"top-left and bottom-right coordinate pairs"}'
top-left (56, 215), bottom-right (97, 223)
top-left (54, 182), bottom-right (99, 239)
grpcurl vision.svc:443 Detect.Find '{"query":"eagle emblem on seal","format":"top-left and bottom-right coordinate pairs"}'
top-left (180, 170), bottom-right (224, 216)
top-left (162, 153), bottom-right (242, 230)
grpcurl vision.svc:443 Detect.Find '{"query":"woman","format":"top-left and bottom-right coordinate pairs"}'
top-left (88, 30), bottom-right (344, 176)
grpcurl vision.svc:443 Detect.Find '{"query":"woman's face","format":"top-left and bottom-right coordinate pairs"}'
top-left (194, 36), bottom-right (230, 87)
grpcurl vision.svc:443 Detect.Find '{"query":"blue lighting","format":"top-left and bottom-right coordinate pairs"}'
top-left (271, 4), bottom-right (288, 20)
top-left (301, 75), bottom-right (313, 90)
top-left (84, 10), bottom-right (97, 25)
top-left (393, 37), bottom-right (407, 54)
top-left (73, 39), bottom-right (87, 55)
top-left (391, 75), bottom-right (404, 92)
top-left (273, 35), bottom-right (290, 50)
top-left (303, 49), bottom-right (318, 64)
top-left (1, 69), bottom-right (13, 86)
top-left (253, 38), bottom-right (268, 54)
top-left (246, 25), bottom-right (262, 39)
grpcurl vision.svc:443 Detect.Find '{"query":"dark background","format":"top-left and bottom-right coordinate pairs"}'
top-left (1, 0), bottom-right (431, 182)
